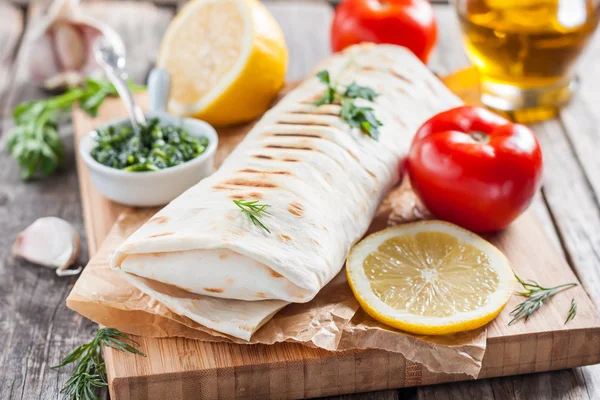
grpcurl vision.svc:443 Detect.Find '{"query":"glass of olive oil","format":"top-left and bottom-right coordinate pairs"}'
top-left (454, 0), bottom-right (599, 122)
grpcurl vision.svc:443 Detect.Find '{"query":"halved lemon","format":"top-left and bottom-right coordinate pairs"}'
top-left (157, 0), bottom-right (288, 126)
top-left (347, 221), bottom-right (516, 335)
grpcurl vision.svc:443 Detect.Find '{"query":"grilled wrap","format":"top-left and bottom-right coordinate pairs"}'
top-left (111, 44), bottom-right (462, 340)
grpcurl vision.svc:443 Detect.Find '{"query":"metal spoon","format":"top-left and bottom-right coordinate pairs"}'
top-left (93, 38), bottom-right (146, 130)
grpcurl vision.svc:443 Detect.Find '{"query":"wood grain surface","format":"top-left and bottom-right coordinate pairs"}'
top-left (71, 66), bottom-right (600, 399)
top-left (2, 1), bottom-right (600, 399)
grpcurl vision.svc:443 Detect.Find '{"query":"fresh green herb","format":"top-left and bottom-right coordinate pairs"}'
top-left (233, 199), bottom-right (271, 233)
top-left (313, 70), bottom-right (336, 106)
top-left (509, 274), bottom-right (577, 325)
top-left (565, 298), bottom-right (577, 324)
top-left (90, 118), bottom-right (209, 172)
top-left (343, 82), bottom-right (379, 101)
top-left (340, 99), bottom-right (381, 141)
top-left (7, 78), bottom-right (144, 180)
top-left (313, 69), bottom-right (382, 140)
top-left (52, 327), bottom-right (145, 400)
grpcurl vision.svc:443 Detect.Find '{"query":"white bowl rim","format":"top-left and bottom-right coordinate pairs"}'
top-left (79, 112), bottom-right (219, 179)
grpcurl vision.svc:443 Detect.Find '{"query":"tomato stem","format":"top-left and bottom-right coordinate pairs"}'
top-left (470, 131), bottom-right (490, 144)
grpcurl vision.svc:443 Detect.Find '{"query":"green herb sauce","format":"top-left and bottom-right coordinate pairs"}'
top-left (90, 118), bottom-right (209, 172)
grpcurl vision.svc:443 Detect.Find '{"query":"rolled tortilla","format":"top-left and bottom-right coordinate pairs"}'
top-left (111, 44), bottom-right (462, 340)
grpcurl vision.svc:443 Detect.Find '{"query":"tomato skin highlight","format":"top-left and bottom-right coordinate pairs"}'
top-left (330, 0), bottom-right (438, 63)
top-left (407, 106), bottom-right (543, 232)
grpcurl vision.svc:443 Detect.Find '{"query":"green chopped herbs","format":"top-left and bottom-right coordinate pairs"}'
top-left (52, 327), bottom-right (145, 400)
top-left (7, 78), bottom-right (144, 180)
top-left (90, 118), bottom-right (209, 172)
top-left (565, 298), bottom-right (577, 324)
top-left (508, 274), bottom-right (577, 325)
top-left (233, 199), bottom-right (271, 233)
top-left (313, 69), bottom-right (382, 140)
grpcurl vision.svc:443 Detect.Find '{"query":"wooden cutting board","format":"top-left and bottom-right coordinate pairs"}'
top-left (72, 77), bottom-right (600, 399)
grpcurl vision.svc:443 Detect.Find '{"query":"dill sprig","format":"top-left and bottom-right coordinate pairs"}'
top-left (52, 328), bottom-right (145, 400)
top-left (313, 70), bottom-right (382, 140)
top-left (565, 298), bottom-right (577, 324)
top-left (509, 274), bottom-right (577, 325)
top-left (233, 199), bottom-right (271, 233)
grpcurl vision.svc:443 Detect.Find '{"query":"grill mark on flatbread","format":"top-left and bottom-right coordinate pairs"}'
top-left (299, 94), bottom-right (322, 104)
top-left (266, 144), bottom-right (313, 151)
top-left (148, 232), bottom-right (174, 238)
top-left (269, 269), bottom-right (284, 278)
top-left (253, 154), bottom-right (273, 160)
top-left (356, 66), bottom-right (376, 72)
top-left (393, 115), bottom-right (407, 128)
top-left (255, 292), bottom-right (268, 299)
top-left (276, 120), bottom-right (333, 128)
top-left (228, 229), bottom-right (244, 238)
top-left (288, 202), bottom-right (304, 217)
top-left (271, 133), bottom-right (322, 139)
top-left (283, 158), bottom-right (299, 162)
top-left (287, 109), bottom-right (340, 117)
top-left (278, 234), bottom-right (292, 243)
top-left (238, 168), bottom-right (291, 175)
top-left (213, 184), bottom-right (242, 191)
top-left (204, 287), bottom-right (224, 294)
top-left (309, 238), bottom-right (320, 247)
top-left (148, 216), bottom-right (168, 224)
top-left (388, 68), bottom-right (411, 84)
top-left (224, 178), bottom-right (277, 188)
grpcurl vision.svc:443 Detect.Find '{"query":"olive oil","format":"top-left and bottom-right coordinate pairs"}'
top-left (456, 0), bottom-right (599, 121)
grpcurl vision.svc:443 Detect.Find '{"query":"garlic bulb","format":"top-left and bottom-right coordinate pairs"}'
top-left (12, 217), bottom-right (82, 277)
top-left (26, 0), bottom-right (126, 90)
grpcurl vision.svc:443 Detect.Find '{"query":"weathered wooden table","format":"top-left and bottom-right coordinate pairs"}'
top-left (1, 0), bottom-right (600, 399)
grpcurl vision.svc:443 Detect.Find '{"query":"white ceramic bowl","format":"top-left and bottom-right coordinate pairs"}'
top-left (79, 111), bottom-right (218, 207)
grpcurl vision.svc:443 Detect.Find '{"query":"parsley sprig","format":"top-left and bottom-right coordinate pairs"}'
top-left (313, 70), bottom-right (382, 140)
top-left (52, 327), bottom-right (145, 400)
top-left (6, 78), bottom-right (144, 180)
top-left (233, 199), bottom-right (271, 233)
top-left (509, 274), bottom-right (577, 325)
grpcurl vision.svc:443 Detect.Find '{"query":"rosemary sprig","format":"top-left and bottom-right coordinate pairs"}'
top-left (52, 327), bottom-right (145, 400)
top-left (233, 199), bottom-right (271, 233)
top-left (509, 274), bottom-right (577, 325)
top-left (313, 70), bottom-right (382, 140)
top-left (6, 78), bottom-right (144, 180)
top-left (565, 298), bottom-right (577, 324)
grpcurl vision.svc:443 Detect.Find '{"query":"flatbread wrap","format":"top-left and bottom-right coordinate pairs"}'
top-left (111, 44), bottom-right (462, 340)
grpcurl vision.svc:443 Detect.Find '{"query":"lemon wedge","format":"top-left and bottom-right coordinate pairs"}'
top-left (347, 221), bottom-right (516, 335)
top-left (157, 0), bottom-right (288, 126)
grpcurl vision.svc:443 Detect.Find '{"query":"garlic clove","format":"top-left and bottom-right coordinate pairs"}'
top-left (53, 21), bottom-right (86, 71)
top-left (12, 217), bottom-right (82, 277)
top-left (26, 0), bottom-right (126, 90)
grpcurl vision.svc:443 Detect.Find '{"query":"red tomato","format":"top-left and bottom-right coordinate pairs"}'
top-left (406, 106), bottom-right (543, 232)
top-left (331, 0), bottom-right (437, 63)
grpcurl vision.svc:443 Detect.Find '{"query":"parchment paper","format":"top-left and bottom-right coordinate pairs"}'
top-left (67, 185), bottom-right (487, 378)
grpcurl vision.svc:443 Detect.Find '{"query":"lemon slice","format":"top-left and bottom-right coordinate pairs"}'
top-left (157, 0), bottom-right (288, 126)
top-left (347, 221), bottom-right (516, 335)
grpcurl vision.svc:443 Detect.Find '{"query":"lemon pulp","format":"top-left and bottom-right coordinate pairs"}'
top-left (364, 232), bottom-right (500, 318)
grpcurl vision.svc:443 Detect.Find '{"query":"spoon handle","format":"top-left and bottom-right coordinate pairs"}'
top-left (93, 38), bottom-right (146, 129)
top-left (106, 68), bottom-right (147, 130)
